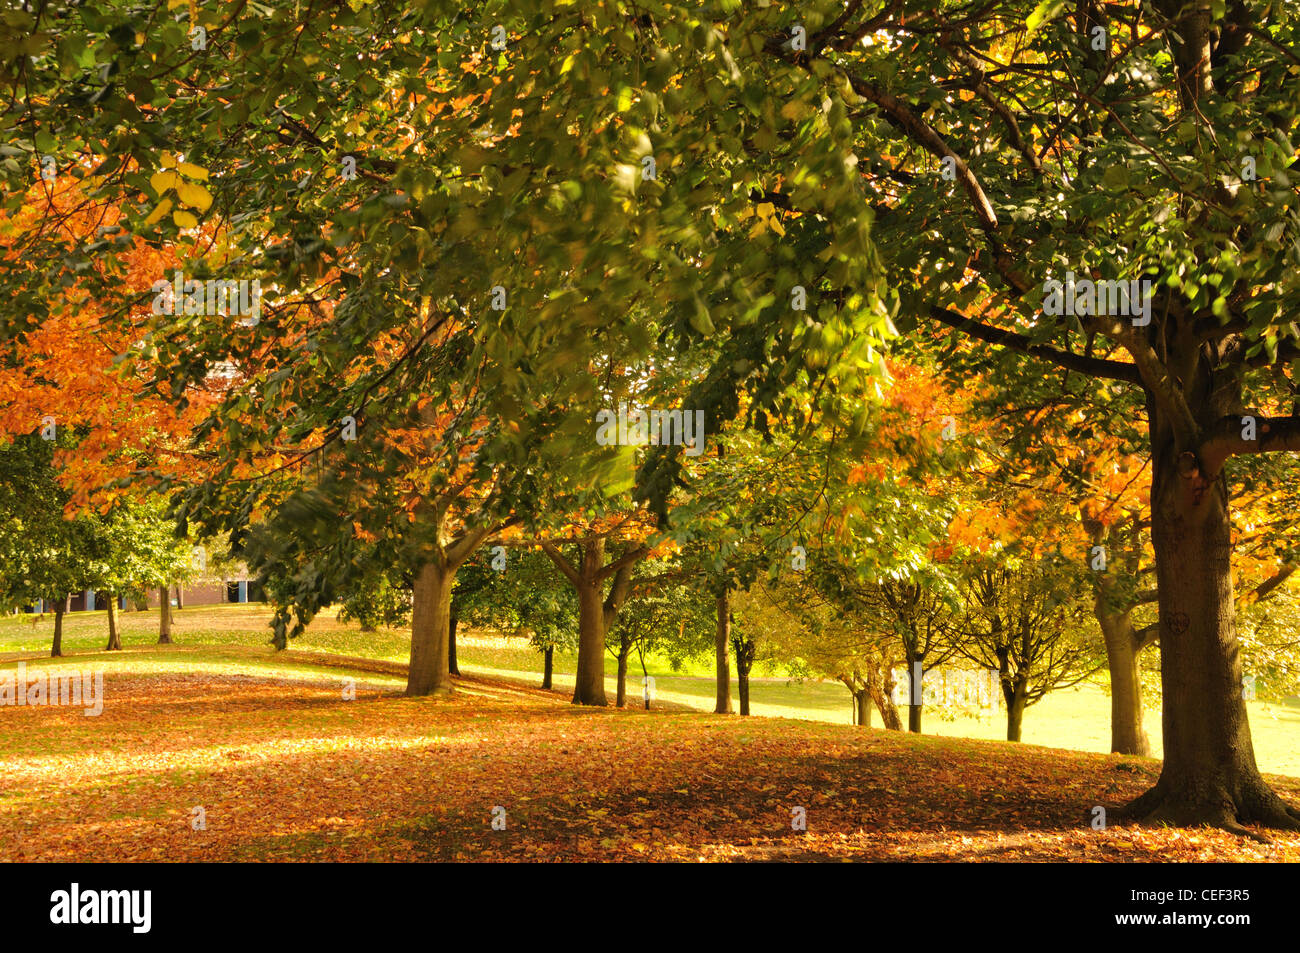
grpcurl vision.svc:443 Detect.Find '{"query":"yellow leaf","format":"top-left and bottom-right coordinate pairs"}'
top-left (177, 161), bottom-right (209, 181)
top-left (159, 153), bottom-right (177, 169)
top-left (144, 198), bottom-right (173, 225)
top-left (173, 209), bottom-right (199, 229)
top-left (177, 181), bottom-right (213, 211)
top-left (150, 170), bottom-right (180, 195)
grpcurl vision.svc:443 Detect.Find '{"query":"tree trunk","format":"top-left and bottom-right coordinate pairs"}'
top-left (105, 595), bottom-right (121, 651)
top-left (406, 561), bottom-right (454, 696)
top-left (714, 590), bottom-right (732, 714)
top-left (737, 669), bottom-right (750, 716)
top-left (542, 645), bottom-right (554, 690)
top-left (52, 603), bottom-right (64, 657)
top-left (906, 662), bottom-right (922, 733)
top-left (855, 689), bottom-right (871, 728)
top-left (175, 585), bottom-right (184, 610)
top-left (616, 645), bottom-right (630, 708)
top-left (573, 574), bottom-right (608, 706)
top-left (1102, 614), bottom-right (1151, 756)
top-left (448, 608), bottom-right (460, 676)
top-left (1006, 686), bottom-right (1027, 742)
top-left (158, 587), bottom-right (173, 644)
top-left (870, 662), bottom-right (904, 730)
top-left (1126, 391), bottom-right (1299, 830)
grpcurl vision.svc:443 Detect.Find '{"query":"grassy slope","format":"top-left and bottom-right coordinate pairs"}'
top-left (1, 644), bottom-right (1298, 860)
top-left (4, 603), bottom-right (1296, 776)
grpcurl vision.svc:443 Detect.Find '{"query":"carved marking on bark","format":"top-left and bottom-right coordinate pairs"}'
top-left (1177, 451), bottom-right (1211, 506)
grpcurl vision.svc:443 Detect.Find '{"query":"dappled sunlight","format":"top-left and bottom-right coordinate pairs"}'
top-left (3, 655), bottom-right (1298, 862)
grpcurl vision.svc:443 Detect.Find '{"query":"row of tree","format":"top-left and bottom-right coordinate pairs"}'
top-left (4, 0), bottom-right (1300, 832)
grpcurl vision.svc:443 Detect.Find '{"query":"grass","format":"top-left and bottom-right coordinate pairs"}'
top-left (2, 601), bottom-right (1298, 778)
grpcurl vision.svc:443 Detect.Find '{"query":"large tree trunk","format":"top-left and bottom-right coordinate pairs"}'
top-left (541, 645), bottom-right (554, 690)
top-left (573, 573), bottom-right (608, 706)
top-left (1126, 388), bottom-right (1299, 830)
top-left (1101, 613), bottom-right (1151, 756)
top-left (51, 602), bottom-right (64, 657)
top-left (158, 587), bottom-right (173, 644)
top-left (406, 562), bottom-right (454, 696)
top-left (448, 608), bottom-right (460, 676)
top-left (714, 590), bottom-right (732, 714)
top-left (105, 595), bottom-right (121, 651)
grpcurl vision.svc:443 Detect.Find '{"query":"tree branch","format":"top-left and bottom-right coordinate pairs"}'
top-left (929, 305), bottom-right (1141, 383)
top-left (1199, 413), bottom-right (1300, 478)
top-left (539, 540), bottom-right (580, 587)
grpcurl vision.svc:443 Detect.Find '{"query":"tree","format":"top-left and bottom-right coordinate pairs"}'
top-left (759, 577), bottom-right (905, 730)
top-left (605, 570), bottom-right (713, 708)
top-left (0, 435), bottom-right (103, 656)
top-left (455, 548), bottom-right (579, 690)
top-left (90, 499), bottom-right (192, 651)
top-left (5, 0), bottom-right (893, 706)
top-left (750, 2), bottom-right (1300, 828)
top-left (957, 554), bottom-right (1101, 742)
top-left (540, 529), bottom-right (650, 706)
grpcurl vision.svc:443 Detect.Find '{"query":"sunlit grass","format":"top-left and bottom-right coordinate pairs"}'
top-left (3, 602), bottom-right (1297, 776)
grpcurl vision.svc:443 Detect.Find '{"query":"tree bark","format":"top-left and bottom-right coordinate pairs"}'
top-left (1126, 385), bottom-right (1300, 829)
top-left (51, 603), bottom-right (64, 657)
top-left (615, 645), bottom-right (630, 708)
top-left (105, 595), bottom-right (121, 651)
top-left (448, 608), bottom-right (460, 676)
top-left (158, 587), bottom-right (173, 644)
top-left (1101, 613), bottom-right (1151, 756)
top-left (1006, 686), bottom-right (1027, 742)
top-left (855, 689), bottom-right (871, 728)
top-left (906, 663), bottom-right (922, 733)
top-left (406, 561), bottom-right (454, 696)
top-left (573, 571), bottom-right (608, 706)
top-left (737, 669), bottom-right (750, 716)
top-left (542, 645), bottom-right (554, 690)
top-left (870, 662), bottom-right (904, 730)
top-left (714, 590), bottom-right (733, 714)
top-left (175, 585), bottom-right (184, 610)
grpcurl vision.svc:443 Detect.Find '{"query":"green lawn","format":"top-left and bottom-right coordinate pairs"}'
top-left (4, 602), bottom-right (1298, 777)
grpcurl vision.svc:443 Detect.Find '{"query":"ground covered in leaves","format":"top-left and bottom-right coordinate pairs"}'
top-left (2, 648), bottom-right (1298, 862)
